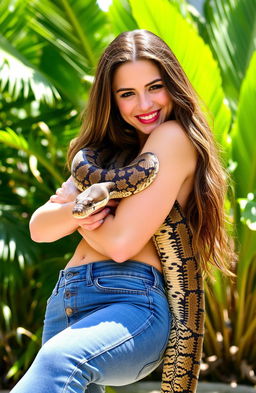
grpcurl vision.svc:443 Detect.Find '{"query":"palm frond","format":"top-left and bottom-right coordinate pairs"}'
top-left (0, 209), bottom-right (38, 265)
top-left (28, 0), bottom-right (110, 72)
top-left (0, 34), bottom-right (61, 105)
top-left (0, 128), bottom-right (64, 183)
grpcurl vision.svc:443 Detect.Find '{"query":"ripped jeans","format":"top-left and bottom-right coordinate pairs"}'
top-left (10, 260), bottom-right (171, 393)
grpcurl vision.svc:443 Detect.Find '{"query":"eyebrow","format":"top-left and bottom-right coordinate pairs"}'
top-left (115, 78), bottom-right (163, 93)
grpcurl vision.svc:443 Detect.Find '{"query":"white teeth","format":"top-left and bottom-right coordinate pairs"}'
top-left (138, 111), bottom-right (158, 120)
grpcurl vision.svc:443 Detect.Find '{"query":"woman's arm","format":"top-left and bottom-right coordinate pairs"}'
top-left (29, 200), bottom-right (79, 242)
top-left (29, 176), bottom-right (117, 243)
top-left (78, 120), bottom-right (198, 262)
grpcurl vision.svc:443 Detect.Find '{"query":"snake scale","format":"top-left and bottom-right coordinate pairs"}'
top-left (71, 147), bottom-right (205, 393)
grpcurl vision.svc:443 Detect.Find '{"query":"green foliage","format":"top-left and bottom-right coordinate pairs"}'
top-left (0, 0), bottom-right (255, 388)
top-left (204, 0), bottom-right (256, 111)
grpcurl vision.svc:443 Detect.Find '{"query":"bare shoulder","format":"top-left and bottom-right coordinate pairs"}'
top-left (141, 120), bottom-right (198, 174)
top-left (147, 120), bottom-right (193, 148)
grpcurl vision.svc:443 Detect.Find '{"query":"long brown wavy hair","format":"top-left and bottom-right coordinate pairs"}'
top-left (68, 29), bottom-right (235, 276)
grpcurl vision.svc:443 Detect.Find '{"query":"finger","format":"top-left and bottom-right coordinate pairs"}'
top-left (79, 219), bottom-right (104, 231)
top-left (55, 188), bottom-right (64, 195)
top-left (66, 175), bottom-right (75, 184)
top-left (50, 194), bottom-right (65, 203)
top-left (50, 195), bottom-right (57, 202)
top-left (50, 194), bottom-right (60, 201)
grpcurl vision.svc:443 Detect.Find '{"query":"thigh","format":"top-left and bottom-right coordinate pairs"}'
top-left (11, 266), bottom-right (171, 393)
top-left (41, 291), bottom-right (170, 387)
top-left (42, 272), bottom-right (68, 344)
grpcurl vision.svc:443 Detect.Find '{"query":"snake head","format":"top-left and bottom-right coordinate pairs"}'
top-left (72, 183), bottom-right (112, 218)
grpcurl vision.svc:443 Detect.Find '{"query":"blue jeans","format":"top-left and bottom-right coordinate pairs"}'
top-left (11, 260), bottom-right (171, 393)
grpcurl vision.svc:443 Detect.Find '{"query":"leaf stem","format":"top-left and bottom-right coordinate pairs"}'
top-left (59, 0), bottom-right (96, 67)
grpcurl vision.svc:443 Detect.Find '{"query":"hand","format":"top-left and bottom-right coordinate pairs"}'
top-left (76, 199), bottom-right (120, 231)
top-left (50, 176), bottom-right (80, 204)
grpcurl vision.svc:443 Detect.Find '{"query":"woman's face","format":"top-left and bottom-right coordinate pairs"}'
top-left (112, 59), bottom-right (173, 146)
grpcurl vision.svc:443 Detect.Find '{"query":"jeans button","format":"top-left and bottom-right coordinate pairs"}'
top-left (65, 307), bottom-right (73, 317)
top-left (65, 291), bottom-right (71, 299)
top-left (65, 272), bottom-right (74, 280)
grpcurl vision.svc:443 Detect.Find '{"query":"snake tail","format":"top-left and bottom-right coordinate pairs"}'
top-left (153, 201), bottom-right (205, 393)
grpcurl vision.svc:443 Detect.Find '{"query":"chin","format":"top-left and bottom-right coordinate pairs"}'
top-left (145, 120), bottom-right (163, 133)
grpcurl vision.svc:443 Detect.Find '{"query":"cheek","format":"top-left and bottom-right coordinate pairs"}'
top-left (116, 100), bottom-right (133, 118)
top-left (160, 92), bottom-right (173, 113)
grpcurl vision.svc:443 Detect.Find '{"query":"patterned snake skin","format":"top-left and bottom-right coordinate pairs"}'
top-left (71, 147), bottom-right (205, 393)
top-left (154, 203), bottom-right (204, 393)
top-left (71, 148), bottom-right (159, 217)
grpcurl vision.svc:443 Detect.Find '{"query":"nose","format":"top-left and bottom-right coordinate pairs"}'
top-left (138, 93), bottom-right (153, 113)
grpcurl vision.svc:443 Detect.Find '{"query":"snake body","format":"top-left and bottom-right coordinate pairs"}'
top-left (71, 147), bottom-right (159, 217)
top-left (71, 147), bottom-right (205, 393)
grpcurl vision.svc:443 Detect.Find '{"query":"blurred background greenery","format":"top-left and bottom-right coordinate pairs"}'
top-left (0, 0), bottom-right (255, 390)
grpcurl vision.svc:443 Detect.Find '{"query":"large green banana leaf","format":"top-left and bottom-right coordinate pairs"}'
top-left (204, 0), bottom-right (256, 110)
top-left (128, 0), bottom-right (231, 149)
top-left (108, 0), bottom-right (195, 35)
top-left (108, 0), bottom-right (138, 35)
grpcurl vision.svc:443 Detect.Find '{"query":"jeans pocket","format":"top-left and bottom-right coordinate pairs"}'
top-left (94, 275), bottom-right (148, 295)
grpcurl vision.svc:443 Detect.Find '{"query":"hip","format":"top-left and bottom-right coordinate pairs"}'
top-left (42, 259), bottom-right (171, 344)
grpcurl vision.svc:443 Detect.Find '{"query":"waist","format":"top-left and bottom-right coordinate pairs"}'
top-left (60, 259), bottom-right (165, 293)
top-left (66, 238), bottom-right (162, 273)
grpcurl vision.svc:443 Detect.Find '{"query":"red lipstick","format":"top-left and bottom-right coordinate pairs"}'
top-left (135, 110), bottom-right (160, 124)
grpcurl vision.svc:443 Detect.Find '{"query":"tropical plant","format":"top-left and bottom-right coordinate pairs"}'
top-left (0, 0), bottom-right (255, 389)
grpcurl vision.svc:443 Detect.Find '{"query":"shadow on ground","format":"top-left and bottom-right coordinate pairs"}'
top-left (113, 381), bottom-right (256, 393)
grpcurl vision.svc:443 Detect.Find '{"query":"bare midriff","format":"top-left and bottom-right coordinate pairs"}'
top-left (65, 237), bottom-right (162, 272)
top-left (65, 174), bottom-right (194, 274)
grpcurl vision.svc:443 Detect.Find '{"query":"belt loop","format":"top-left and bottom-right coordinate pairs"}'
top-left (54, 270), bottom-right (64, 295)
top-left (151, 266), bottom-right (159, 288)
top-left (86, 263), bottom-right (93, 285)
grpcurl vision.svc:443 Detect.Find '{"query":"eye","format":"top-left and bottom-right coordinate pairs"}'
top-left (149, 83), bottom-right (164, 90)
top-left (120, 91), bottom-right (134, 98)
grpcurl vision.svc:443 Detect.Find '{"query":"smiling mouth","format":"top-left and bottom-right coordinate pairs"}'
top-left (135, 110), bottom-right (161, 124)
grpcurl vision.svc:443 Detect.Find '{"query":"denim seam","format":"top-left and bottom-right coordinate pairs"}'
top-left (94, 277), bottom-right (148, 295)
top-left (149, 286), bottom-right (167, 299)
top-left (93, 273), bottom-right (154, 282)
top-left (135, 356), bottom-right (163, 380)
top-left (62, 311), bottom-right (155, 392)
top-left (64, 278), bottom-right (92, 285)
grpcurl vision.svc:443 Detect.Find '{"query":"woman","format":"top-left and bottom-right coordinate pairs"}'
top-left (11, 30), bottom-right (234, 393)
